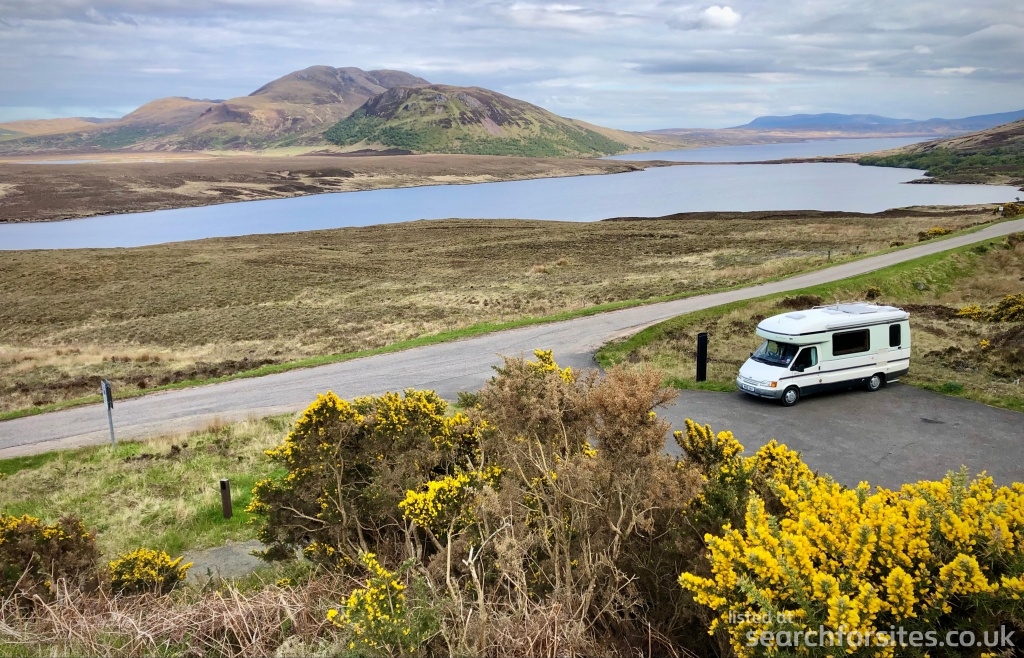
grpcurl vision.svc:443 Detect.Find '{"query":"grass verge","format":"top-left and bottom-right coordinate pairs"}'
top-left (0, 416), bottom-right (289, 557)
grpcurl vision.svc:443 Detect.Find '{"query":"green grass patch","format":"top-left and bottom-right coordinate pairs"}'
top-left (0, 416), bottom-right (292, 557)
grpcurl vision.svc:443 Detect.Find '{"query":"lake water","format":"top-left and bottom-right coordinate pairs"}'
top-left (1, 138), bottom-right (1019, 250)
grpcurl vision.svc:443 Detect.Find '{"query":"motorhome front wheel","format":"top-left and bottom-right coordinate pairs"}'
top-left (782, 386), bottom-right (800, 407)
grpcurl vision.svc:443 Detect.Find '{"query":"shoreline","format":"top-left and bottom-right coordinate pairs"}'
top-left (0, 153), bottom-right (661, 225)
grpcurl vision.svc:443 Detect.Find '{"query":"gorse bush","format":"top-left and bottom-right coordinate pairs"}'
top-left (108, 548), bottom-right (191, 595)
top-left (918, 226), bottom-right (953, 241)
top-left (248, 352), bottom-right (1024, 656)
top-left (0, 513), bottom-right (99, 599)
top-left (327, 552), bottom-right (437, 656)
top-left (958, 293), bottom-right (1024, 322)
top-left (247, 388), bottom-right (466, 565)
top-left (680, 460), bottom-right (1024, 657)
top-left (251, 351), bottom-right (705, 655)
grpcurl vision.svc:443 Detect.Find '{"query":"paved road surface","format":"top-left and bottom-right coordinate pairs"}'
top-left (2, 218), bottom-right (1022, 484)
top-left (662, 385), bottom-right (1023, 488)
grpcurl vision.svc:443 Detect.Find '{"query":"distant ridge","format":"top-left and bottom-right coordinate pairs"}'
top-left (728, 109), bottom-right (1024, 135)
top-left (735, 113), bottom-right (914, 129)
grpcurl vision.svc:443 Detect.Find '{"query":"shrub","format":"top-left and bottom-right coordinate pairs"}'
top-left (1002, 202), bottom-right (1024, 218)
top-left (327, 552), bottom-right (437, 656)
top-left (248, 389), bottom-right (472, 564)
top-left (250, 352), bottom-right (705, 654)
top-left (108, 548), bottom-right (191, 595)
top-left (918, 226), bottom-right (953, 241)
top-left (0, 513), bottom-right (100, 599)
top-left (679, 432), bottom-right (1024, 657)
top-left (864, 285), bottom-right (882, 300)
top-left (958, 294), bottom-right (1024, 323)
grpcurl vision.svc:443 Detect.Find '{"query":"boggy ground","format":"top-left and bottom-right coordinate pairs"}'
top-left (0, 152), bottom-right (652, 223)
top-left (0, 205), bottom-right (1003, 414)
top-left (598, 229), bottom-right (1024, 411)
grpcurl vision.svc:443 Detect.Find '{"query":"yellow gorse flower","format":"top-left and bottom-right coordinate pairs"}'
top-left (109, 547), bottom-right (191, 595)
top-left (679, 429), bottom-right (1024, 657)
top-left (399, 466), bottom-right (503, 534)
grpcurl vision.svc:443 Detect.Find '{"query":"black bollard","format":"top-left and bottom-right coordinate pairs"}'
top-left (220, 479), bottom-right (232, 519)
top-left (696, 332), bottom-right (708, 382)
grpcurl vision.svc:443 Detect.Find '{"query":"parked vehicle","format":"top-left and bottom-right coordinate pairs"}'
top-left (736, 302), bottom-right (910, 406)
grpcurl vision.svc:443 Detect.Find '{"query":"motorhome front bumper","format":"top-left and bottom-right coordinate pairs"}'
top-left (736, 376), bottom-right (784, 399)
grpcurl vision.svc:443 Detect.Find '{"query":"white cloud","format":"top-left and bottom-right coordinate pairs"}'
top-left (922, 66), bottom-right (979, 76)
top-left (701, 5), bottom-right (741, 29)
top-left (667, 4), bottom-right (742, 31)
top-left (913, 45), bottom-right (933, 54)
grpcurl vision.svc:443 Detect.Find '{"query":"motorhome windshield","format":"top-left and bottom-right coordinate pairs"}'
top-left (751, 340), bottom-right (799, 367)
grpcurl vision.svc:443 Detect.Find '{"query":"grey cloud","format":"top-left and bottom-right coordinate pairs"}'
top-left (0, 0), bottom-right (1022, 128)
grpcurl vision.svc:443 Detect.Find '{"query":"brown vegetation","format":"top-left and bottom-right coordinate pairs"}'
top-left (0, 207), bottom-right (998, 413)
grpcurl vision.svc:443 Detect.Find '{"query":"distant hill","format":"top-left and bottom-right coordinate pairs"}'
top-left (857, 118), bottom-right (1024, 186)
top-left (728, 109), bottom-right (1024, 136)
top-left (0, 117), bottom-right (116, 137)
top-left (737, 113), bottom-right (915, 129)
top-left (323, 85), bottom-right (653, 157)
top-left (0, 66), bottom-right (429, 153)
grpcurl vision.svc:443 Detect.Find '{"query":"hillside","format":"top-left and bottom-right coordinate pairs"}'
top-left (165, 66), bottom-right (429, 150)
top-left (0, 67), bottom-right (428, 154)
top-left (324, 85), bottom-right (656, 157)
top-left (0, 98), bottom-right (217, 152)
top-left (0, 117), bottom-right (115, 138)
top-left (857, 118), bottom-right (1024, 186)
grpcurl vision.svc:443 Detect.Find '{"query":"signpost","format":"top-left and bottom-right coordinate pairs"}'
top-left (100, 379), bottom-right (115, 446)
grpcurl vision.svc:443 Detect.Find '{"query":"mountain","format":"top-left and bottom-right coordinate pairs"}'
top-left (168, 66), bottom-right (429, 150)
top-left (0, 66), bottom-right (428, 153)
top-left (727, 109), bottom-right (1024, 136)
top-left (323, 84), bottom-right (657, 157)
top-left (857, 118), bottom-right (1024, 186)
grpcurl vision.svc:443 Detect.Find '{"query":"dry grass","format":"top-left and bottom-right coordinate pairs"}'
top-left (0, 574), bottom-right (350, 658)
top-left (599, 233), bottom-right (1024, 411)
top-left (0, 207), bottom-right (1001, 413)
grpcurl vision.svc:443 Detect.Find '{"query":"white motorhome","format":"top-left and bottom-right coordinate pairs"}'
top-left (736, 303), bottom-right (910, 406)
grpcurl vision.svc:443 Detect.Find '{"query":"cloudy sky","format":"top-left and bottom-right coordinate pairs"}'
top-left (1, 0), bottom-right (1022, 129)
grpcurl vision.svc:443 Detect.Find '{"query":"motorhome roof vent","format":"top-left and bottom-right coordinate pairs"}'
top-left (784, 313), bottom-right (806, 319)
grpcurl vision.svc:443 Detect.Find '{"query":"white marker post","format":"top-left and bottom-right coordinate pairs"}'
top-left (100, 379), bottom-right (115, 446)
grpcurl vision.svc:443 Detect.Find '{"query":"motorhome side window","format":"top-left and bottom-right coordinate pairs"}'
top-left (832, 329), bottom-right (870, 356)
top-left (889, 324), bottom-right (901, 347)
